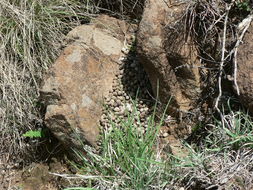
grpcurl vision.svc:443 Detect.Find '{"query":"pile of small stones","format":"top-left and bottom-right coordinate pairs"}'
top-left (99, 40), bottom-right (155, 135)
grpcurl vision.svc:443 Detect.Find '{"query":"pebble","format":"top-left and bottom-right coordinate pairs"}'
top-left (140, 113), bottom-right (146, 118)
top-left (118, 96), bottom-right (125, 101)
top-left (116, 99), bottom-right (121, 106)
top-left (117, 91), bottom-right (123, 96)
top-left (99, 38), bottom-right (154, 137)
top-left (121, 47), bottom-right (129, 54)
top-left (114, 107), bottom-right (120, 112)
top-left (125, 103), bottom-right (132, 112)
top-left (109, 99), bottom-right (115, 106)
top-left (118, 56), bottom-right (126, 62)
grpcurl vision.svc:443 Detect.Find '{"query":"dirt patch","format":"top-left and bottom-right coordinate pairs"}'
top-left (0, 157), bottom-right (84, 190)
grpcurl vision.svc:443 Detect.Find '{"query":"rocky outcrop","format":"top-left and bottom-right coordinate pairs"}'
top-left (137, 0), bottom-right (201, 117)
top-left (237, 22), bottom-right (253, 112)
top-left (40, 15), bottom-right (135, 150)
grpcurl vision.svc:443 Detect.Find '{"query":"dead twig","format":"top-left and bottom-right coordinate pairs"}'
top-left (214, 3), bottom-right (233, 125)
top-left (49, 172), bottom-right (113, 179)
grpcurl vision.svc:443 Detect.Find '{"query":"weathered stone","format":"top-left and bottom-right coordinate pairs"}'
top-left (237, 22), bottom-right (253, 112)
top-left (40, 15), bottom-right (134, 151)
top-left (137, 0), bottom-right (201, 116)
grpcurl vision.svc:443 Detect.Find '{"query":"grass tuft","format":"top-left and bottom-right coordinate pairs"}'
top-left (0, 0), bottom-right (95, 163)
top-left (68, 102), bottom-right (171, 190)
top-left (171, 106), bottom-right (253, 189)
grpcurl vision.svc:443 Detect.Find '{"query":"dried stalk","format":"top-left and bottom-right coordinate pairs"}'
top-left (214, 4), bottom-right (232, 114)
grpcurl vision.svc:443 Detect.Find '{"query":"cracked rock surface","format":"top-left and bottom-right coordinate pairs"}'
top-left (40, 15), bottom-right (137, 152)
top-left (41, 14), bottom-right (186, 157)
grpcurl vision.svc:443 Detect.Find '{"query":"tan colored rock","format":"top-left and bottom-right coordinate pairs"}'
top-left (137, 0), bottom-right (201, 116)
top-left (40, 15), bottom-right (134, 150)
top-left (237, 22), bottom-right (253, 112)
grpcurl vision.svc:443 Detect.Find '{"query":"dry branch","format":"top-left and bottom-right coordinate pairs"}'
top-left (214, 3), bottom-right (233, 123)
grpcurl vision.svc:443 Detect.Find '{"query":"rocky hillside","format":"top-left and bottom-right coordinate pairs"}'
top-left (1, 0), bottom-right (253, 189)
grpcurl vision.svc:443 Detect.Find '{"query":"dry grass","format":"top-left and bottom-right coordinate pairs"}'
top-left (1, 0), bottom-right (253, 189)
top-left (171, 1), bottom-right (253, 189)
top-left (173, 149), bottom-right (253, 190)
top-left (55, 102), bottom-right (173, 190)
top-left (56, 101), bottom-right (253, 189)
top-left (172, 107), bottom-right (253, 190)
top-left (0, 0), bottom-right (145, 164)
top-left (185, 0), bottom-right (252, 107)
top-left (0, 0), bottom-right (96, 163)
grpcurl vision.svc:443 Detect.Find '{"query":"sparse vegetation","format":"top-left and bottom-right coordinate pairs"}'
top-left (0, 0), bottom-right (95, 162)
top-left (172, 107), bottom-right (253, 189)
top-left (22, 129), bottom-right (44, 138)
top-left (65, 102), bottom-right (171, 190)
top-left (1, 0), bottom-right (253, 189)
top-left (236, 0), bottom-right (252, 12)
top-left (61, 102), bottom-right (253, 189)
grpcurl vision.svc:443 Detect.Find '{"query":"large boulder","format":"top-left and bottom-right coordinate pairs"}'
top-left (237, 22), bottom-right (253, 112)
top-left (137, 0), bottom-right (201, 117)
top-left (40, 15), bottom-right (134, 150)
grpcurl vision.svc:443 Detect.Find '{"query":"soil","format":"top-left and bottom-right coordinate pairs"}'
top-left (0, 17), bottom-right (187, 190)
top-left (0, 156), bottom-right (86, 190)
top-left (0, 126), bottom-right (179, 190)
top-left (0, 136), bottom-right (85, 190)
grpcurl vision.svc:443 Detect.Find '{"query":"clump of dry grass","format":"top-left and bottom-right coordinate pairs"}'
top-left (1, 2), bottom-right (253, 190)
top-left (172, 107), bottom-right (253, 189)
top-left (185, 0), bottom-right (252, 110)
top-left (0, 0), bottom-right (144, 164)
top-left (0, 0), bottom-right (96, 163)
top-left (164, 1), bottom-right (253, 189)
top-left (173, 149), bottom-right (253, 190)
top-left (53, 103), bottom-right (173, 190)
